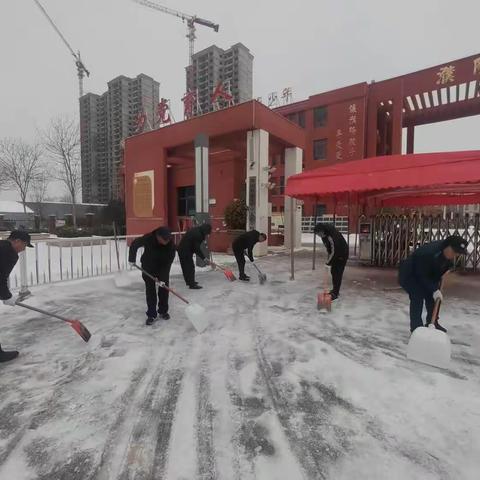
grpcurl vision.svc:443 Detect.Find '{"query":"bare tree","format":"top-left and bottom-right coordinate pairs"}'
top-left (30, 170), bottom-right (50, 221)
top-left (42, 116), bottom-right (81, 227)
top-left (0, 138), bottom-right (43, 212)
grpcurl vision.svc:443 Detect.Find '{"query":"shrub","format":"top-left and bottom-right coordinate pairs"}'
top-left (224, 199), bottom-right (247, 230)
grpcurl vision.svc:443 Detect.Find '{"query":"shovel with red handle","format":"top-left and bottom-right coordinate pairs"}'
top-left (16, 301), bottom-right (91, 342)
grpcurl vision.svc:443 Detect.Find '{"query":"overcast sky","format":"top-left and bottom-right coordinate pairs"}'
top-left (1, 0), bottom-right (479, 201)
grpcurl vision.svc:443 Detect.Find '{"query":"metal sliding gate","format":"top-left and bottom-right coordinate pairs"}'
top-left (371, 213), bottom-right (480, 272)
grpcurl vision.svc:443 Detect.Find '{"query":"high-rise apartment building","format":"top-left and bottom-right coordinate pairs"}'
top-left (80, 74), bottom-right (159, 203)
top-left (186, 43), bottom-right (253, 116)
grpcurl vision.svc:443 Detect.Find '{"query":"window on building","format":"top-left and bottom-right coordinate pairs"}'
top-left (177, 186), bottom-right (196, 216)
top-left (280, 205), bottom-right (285, 213)
top-left (280, 176), bottom-right (285, 194)
top-left (313, 139), bottom-right (328, 160)
top-left (272, 205), bottom-right (277, 213)
top-left (313, 106), bottom-right (328, 128)
top-left (298, 111), bottom-right (306, 128)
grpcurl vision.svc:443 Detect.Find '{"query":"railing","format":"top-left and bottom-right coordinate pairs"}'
top-left (9, 233), bottom-right (185, 290)
top-left (370, 213), bottom-right (480, 272)
top-left (301, 215), bottom-right (349, 234)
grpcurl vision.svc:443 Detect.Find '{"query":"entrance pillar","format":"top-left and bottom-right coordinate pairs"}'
top-left (246, 129), bottom-right (269, 256)
top-left (284, 147), bottom-right (302, 249)
top-left (195, 133), bottom-right (209, 214)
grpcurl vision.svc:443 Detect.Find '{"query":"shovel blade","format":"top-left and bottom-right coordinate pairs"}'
top-left (69, 320), bottom-right (92, 342)
top-left (223, 269), bottom-right (236, 282)
top-left (258, 274), bottom-right (267, 285)
top-left (407, 326), bottom-right (451, 369)
top-left (317, 292), bottom-right (332, 312)
top-left (185, 303), bottom-right (209, 333)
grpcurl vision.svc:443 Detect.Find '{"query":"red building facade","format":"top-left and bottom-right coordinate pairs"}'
top-left (124, 54), bottom-right (480, 242)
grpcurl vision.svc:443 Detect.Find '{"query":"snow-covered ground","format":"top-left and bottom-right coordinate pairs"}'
top-left (1, 252), bottom-right (480, 479)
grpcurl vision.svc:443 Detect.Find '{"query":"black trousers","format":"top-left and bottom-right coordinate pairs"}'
top-left (330, 257), bottom-right (347, 296)
top-left (233, 248), bottom-right (246, 276)
top-left (178, 251), bottom-right (196, 286)
top-left (142, 267), bottom-right (170, 318)
top-left (399, 277), bottom-right (435, 332)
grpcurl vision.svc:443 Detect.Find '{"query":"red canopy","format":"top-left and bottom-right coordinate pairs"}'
top-left (285, 151), bottom-right (480, 206)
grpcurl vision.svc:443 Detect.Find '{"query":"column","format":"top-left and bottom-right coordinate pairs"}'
top-left (406, 125), bottom-right (415, 154)
top-left (284, 147), bottom-right (302, 249)
top-left (246, 129), bottom-right (269, 256)
top-left (195, 133), bottom-right (209, 214)
top-left (391, 99), bottom-right (403, 155)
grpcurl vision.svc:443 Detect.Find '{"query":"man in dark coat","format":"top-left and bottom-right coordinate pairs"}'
top-left (232, 230), bottom-right (267, 281)
top-left (314, 223), bottom-right (349, 300)
top-left (129, 227), bottom-right (176, 325)
top-left (399, 235), bottom-right (467, 333)
top-left (0, 230), bottom-right (33, 362)
top-left (177, 224), bottom-right (212, 289)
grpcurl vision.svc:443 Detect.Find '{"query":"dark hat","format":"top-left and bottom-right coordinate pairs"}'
top-left (155, 226), bottom-right (172, 240)
top-left (8, 230), bottom-right (33, 247)
top-left (444, 235), bottom-right (467, 254)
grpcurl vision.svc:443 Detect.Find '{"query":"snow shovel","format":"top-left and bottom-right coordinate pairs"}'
top-left (317, 266), bottom-right (332, 312)
top-left (406, 298), bottom-right (451, 369)
top-left (113, 222), bottom-right (131, 288)
top-left (16, 301), bottom-right (91, 342)
top-left (133, 265), bottom-right (208, 333)
top-left (252, 262), bottom-right (267, 285)
top-left (210, 260), bottom-right (236, 282)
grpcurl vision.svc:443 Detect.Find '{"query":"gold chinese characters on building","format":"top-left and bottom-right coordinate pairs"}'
top-left (436, 65), bottom-right (456, 85)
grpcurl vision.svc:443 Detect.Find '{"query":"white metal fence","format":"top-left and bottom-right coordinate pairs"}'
top-left (9, 233), bottom-right (185, 290)
top-left (301, 215), bottom-right (349, 234)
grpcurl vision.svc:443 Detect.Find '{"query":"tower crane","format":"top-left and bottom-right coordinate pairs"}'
top-left (32, 0), bottom-right (90, 97)
top-left (132, 0), bottom-right (219, 65)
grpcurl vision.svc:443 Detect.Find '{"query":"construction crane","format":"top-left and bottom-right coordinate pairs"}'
top-left (32, 0), bottom-right (90, 97)
top-left (132, 0), bottom-right (219, 65)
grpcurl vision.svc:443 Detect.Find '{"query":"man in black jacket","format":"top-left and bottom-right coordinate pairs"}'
top-left (314, 223), bottom-right (349, 300)
top-left (399, 236), bottom-right (467, 333)
top-left (232, 230), bottom-right (267, 281)
top-left (177, 224), bottom-right (212, 289)
top-left (0, 230), bottom-right (33, 362)
top-left (129, 227), bottom-right (176, 325)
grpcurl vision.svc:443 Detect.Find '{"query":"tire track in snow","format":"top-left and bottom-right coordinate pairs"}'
top-left (196, 365), bottom-right (217, 480)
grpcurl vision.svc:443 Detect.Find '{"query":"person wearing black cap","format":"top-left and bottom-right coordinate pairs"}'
top-left (399, 235), bottom-right (468, 333)
top-left (232, 230), bottom-right (267, 281)
top-left (129, 227), bottom-right (176, 325)
top-left (177, 224), bottom-right (212, 289)
top-left (314, 223), bottom-right (349, 300)
top-left (0, 230), bottom-right (33, 362)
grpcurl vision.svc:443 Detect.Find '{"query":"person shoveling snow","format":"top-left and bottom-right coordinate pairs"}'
top-left (129, 226), bottom-right (176, 325)
top-left (231, 230), bottom-right (267, 282)
top-left (398, 235), bottom-right (468, 333)
top-left (0, 230), bottom-right (34, 363)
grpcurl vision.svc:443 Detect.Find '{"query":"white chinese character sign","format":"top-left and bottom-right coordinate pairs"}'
top-left (347, 103), bottom-right (358, 157)
top-left (436, 65), bottom-right (456, 85)
top-left (474, 57), bottom-right (480, 75)
top-left (268, 92), bottom-right (279, 108)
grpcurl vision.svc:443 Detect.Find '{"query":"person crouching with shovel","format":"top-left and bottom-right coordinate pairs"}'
top-left (129, 227), bottom-right (176, 326)
top-left (398, 235), bottom-right (467, 333)
top-left (232, 230), bottom-right (267, 282)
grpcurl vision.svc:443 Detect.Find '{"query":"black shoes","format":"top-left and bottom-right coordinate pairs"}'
top-left (189, 284), bottom-right (203, 289)
top-left (160, 313), bottom-right (170, 320)
top-left (329, 291), bottom-right (339, 301)
top-left (0, 346), bottom-right (19, 363)
top-left (146, 316), bottom-right (156, 326)
top-left (239, 275), bottom-right (250, 282)
top-left (426, 321), bottom-right (447, 333)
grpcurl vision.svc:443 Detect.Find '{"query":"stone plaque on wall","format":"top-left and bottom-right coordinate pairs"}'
top-left (133, 170), bottom-right (154, 217)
